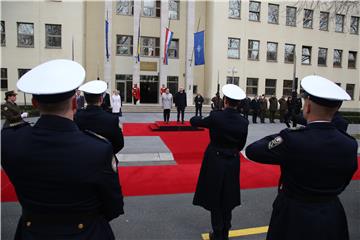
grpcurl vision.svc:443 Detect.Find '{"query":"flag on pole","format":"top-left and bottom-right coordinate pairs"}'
top-left (194, 31), bottom-right (205, 65)
top-left (105, 16), bottom-right (110, 61)
top-left (163, 28), bottom-right (174, 65)
top-left (136, 15), bottom-right (141, 63)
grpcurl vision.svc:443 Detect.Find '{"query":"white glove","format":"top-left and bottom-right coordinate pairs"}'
top-left (21, 112), bottom-right (28, 118)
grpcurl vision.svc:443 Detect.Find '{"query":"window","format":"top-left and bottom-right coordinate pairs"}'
top-left (283, 80), bottom-right (293, 96)
top-left (116, 35), bottom-right (133, 55)
top-left (17, 22), bottom-right (34, 47)
top-left (317, 48), bottom-right (327, 66)
top-left (303, 9), bottom-right (313, 28)
top-left (346, 84), bottom-right (355, 100)
top-left (286, 6), bottom-right (296, 26)
top-left (267, 42), bottom-right (278, 61)
top-left (335, 83), bottom-right (341, 86)
top-left (1, 68), bottom-right (7, 90)
top-left (335, 14), bottom-right (344, 32)
top-left (167, 76), bottom-right (178, 95)
top-left (319, 12), bottom-right (329, 31)
top-left (228, 38), bottom-right (240, 59)
top-left (268, 4), bottom-right (279, 24)
top-left (115, 74), bottom-right (133, 103)
top-left (265, 79), bottom-right (276, 96)
top-left (284, 44), bottom-right (295, 63)
top-left (246, 78), bottom-right (258, 95)
top-left (248, 40), bottom-right (260, 60)
top-left (348, 51), bottom-right (357, 68)
top-left (168, 39), bottom-right (178, 58)
top-left (169, 0), bottom-right (179, 20)
top-left (301, 46), bottom-right (312, 65)
top-left (249, 1), bottom-right (261, 22)
top-left (140, 37), bottom-right (160, 56)
top-left (333, 49), bottom-right (342, 67)
top-left (350, 16), bottom-right (359, 34)
top-left (18, 69), bottom-right (31, 79)
top-left (143, 0), bottom-right (160, 17)
top-left (1, 21), bottom-right (5, 46)
top-left (229, 0), bottom-right (241, 19)
top-left (116, 0), bottom-right (133, 15)
top-left (227, 76), bottom-right (240, 85)
top-left (45, 24), bottom-right (61, 48)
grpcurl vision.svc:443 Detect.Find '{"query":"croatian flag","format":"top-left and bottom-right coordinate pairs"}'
top-left (163, 28), bottom-right (174, 65)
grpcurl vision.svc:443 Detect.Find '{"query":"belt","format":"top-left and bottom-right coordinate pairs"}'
top-left (280, 188), bottom-right (338, 203)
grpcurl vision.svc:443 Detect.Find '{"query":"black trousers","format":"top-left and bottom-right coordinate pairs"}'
top-left (284, 110), bottom-right (297, 127)
top-left (177, 107), bottom-right (185, 123)
top-left (195, 106), bottom-right (202, 117)
top-left (259, 110), bottom-right (266, 123)
top-left (210, 209), bottom-right (232, 240)
top-left (269, 110), bottom-right (276, 123)
top-left (243, 110), bottom-right (249, 120)
top-left (163, 109), bottom-right (170, 122)
top-left (279, 110), bottom-right (285, 123)
top-left (252, 111), bottom-right (258, 123)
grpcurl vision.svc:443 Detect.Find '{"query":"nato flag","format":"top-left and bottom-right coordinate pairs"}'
top-left (194, 31), bottom-right (205, 65)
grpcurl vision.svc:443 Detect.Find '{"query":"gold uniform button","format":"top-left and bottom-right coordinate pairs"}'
top-left (26, 221), bottom-right (31, 227)
top-left (78, 223), bottom-right (84, 229)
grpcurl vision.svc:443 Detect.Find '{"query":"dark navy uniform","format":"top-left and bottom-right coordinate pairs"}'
top-left (75, 105), bottom-right (124, 154)
top-left (295, 111), bottom-right (349, 132)
top-left (191, 108), bottom-right (249, 239)
top-left (245, 122), bottom-right (358, 240)
top-left (1, 115), bottom-right (124, 240)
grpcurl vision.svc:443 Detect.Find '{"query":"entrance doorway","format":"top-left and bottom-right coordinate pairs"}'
top-left (116, 74), bottom-right (133, 103)
top-left (140, 75), bottom-right (159, 103)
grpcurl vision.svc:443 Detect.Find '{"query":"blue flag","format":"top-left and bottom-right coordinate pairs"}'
top-left (194, 31), bottom-right (205, 65)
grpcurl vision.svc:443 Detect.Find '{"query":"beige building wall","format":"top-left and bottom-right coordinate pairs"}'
top-left (1, 1), bottom-right (85, 104)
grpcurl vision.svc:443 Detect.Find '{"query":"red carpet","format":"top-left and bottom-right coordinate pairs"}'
top-left (2, 123), bottom-right (360, 202)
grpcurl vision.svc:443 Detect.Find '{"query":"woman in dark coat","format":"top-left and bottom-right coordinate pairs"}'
top-left (190, 84), bottom-right (249, 240)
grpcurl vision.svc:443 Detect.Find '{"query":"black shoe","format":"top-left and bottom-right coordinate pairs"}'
top-left (209, 232), bottom-right (214, 240)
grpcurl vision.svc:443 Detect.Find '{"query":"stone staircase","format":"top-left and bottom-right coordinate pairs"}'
top-left (121, 104), bottom-right (212, 113)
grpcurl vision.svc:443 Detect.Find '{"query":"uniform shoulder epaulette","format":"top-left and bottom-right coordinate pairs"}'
top-left (288, 125), bottom-right (306, 131)
top-left (84, 130), bottom-right (110, 143)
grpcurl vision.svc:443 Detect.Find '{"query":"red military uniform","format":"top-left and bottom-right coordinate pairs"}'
top-left (132, 86), bottom-right (140, 104)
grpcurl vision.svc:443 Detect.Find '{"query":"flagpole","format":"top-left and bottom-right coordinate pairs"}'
top-left (72, 36), bottom-right (74, 61)
top-left (189, 17), bottom-right (201, 67)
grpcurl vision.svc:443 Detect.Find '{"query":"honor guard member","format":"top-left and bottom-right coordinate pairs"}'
top-left (1, 59), bottom-right (124, 240)
top-left (245, 75), bottom-right (358, 240)
top-left (75, 80), bottom-right (124, 155)
top-left (190, 84), bottom-right (249, 240)
top-left (1, 90), bottom-right (28, 128)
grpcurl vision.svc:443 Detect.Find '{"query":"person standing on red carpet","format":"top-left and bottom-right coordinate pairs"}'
top-left (190, 84), bottom-right (249, 240)
top-left (245, 75), bottom-right (358, 240)
top-left (161, 88), bottom-right (173, 123)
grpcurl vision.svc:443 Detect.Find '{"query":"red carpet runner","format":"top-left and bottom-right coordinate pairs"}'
top-left (2, 122), bottom-right (360, 202)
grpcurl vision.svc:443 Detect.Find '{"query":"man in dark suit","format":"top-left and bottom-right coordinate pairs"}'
top-left (75, 80), bottom-right (124, 155)
top-left (250, 96), bottom-right (260, 123)
top-left (101, 91), bottom-right (112, 113)
top-left (174, 87), bottom-right (187, 124)
top-left (191, 84), bottom-right (249, 240)
top-left (75, 90), bottom-right (85, 110)
top-left (1, 59), bottom-right (124, 240)
top-left (245, 75), bottom-right (358, 240)
top-left (194, 93), bottom-right (204, 117)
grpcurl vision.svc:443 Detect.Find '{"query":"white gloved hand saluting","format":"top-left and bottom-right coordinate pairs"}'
top-left (21, 112), bottom-right (28, 118)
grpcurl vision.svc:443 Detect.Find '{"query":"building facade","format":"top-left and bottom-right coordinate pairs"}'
top-left (1, 0), bottom-right (359, 111)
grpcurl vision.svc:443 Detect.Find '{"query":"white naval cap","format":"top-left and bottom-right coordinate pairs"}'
top-left (17, 59), bottom-right (85, 103)
top-left (301, 75), bottom-right (351, 107)
top-left (79, 80), bottom-right (107, 94)
top-left (222, 84), bottom-right (246, 100)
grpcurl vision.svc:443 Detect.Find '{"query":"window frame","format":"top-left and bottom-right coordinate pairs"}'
top-left (116, 35), bottom-right (133, 56)
top-left (142, 0), bottom-right (161, 18)
top-left (286, 6), bottom-right (297, 27)
top-left (317, 47), bottom-right (328, 66)
top-left (249, 1), bottom-right (261, 22)
top-left (140, 36), bottom-right (160, 57)
top-left (346, 83), bottom-right (355, 100)
top-left (168, 0), bottom-right (180, 20)
top-left (348, 51), bottom-right (357, 69)
top-left (284, 43), bottom-right (295, 63)
top-left (303, 9), bottom-right (313, 29)
top-left (1, 68), bottom-right (8, 91)
top-left (246, 77), bottom-right (258, 96)
top-left (335, 14), bottom-right (344, 33)
top-left (229, 0), bottom-right (241, 19)
top-left (350, 16), bottom-right (359, 34)
top-left (228, 37), bottom-right (240, 59)
top-left (266, 41), bottom-right (278, 62)
top-left (267, 3), bottom-right (279, 24)
top-left (319, 11), bottom-right (329, 31)
top-left (301, 46), bottom-right (312, 65)
top-left (226, 76), bottom-right (240, 86)
top-left (248, 39), bottom-right (260, 61)
top-left (45, 24), bottom-right (62, 49)
top-left (333, 49), bottom-right (343, 67)
top-left (116, 0), bottom-right (134, 16)
top-left (17, 22), bottom-right (34, 48)
top-left (265, 78), bottom-right (277, 96)
top-left (168, 39), bottom-right (179, 59)
top-left (283, 79), bottom-right (293, 96)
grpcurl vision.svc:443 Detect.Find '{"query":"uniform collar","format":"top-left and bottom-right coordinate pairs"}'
top-left (85, 105), bottom-right (102, 111)
top-left (34, 115), bottom-right (79, 132)
top-left (307, 121), bottom-right (335, 129)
